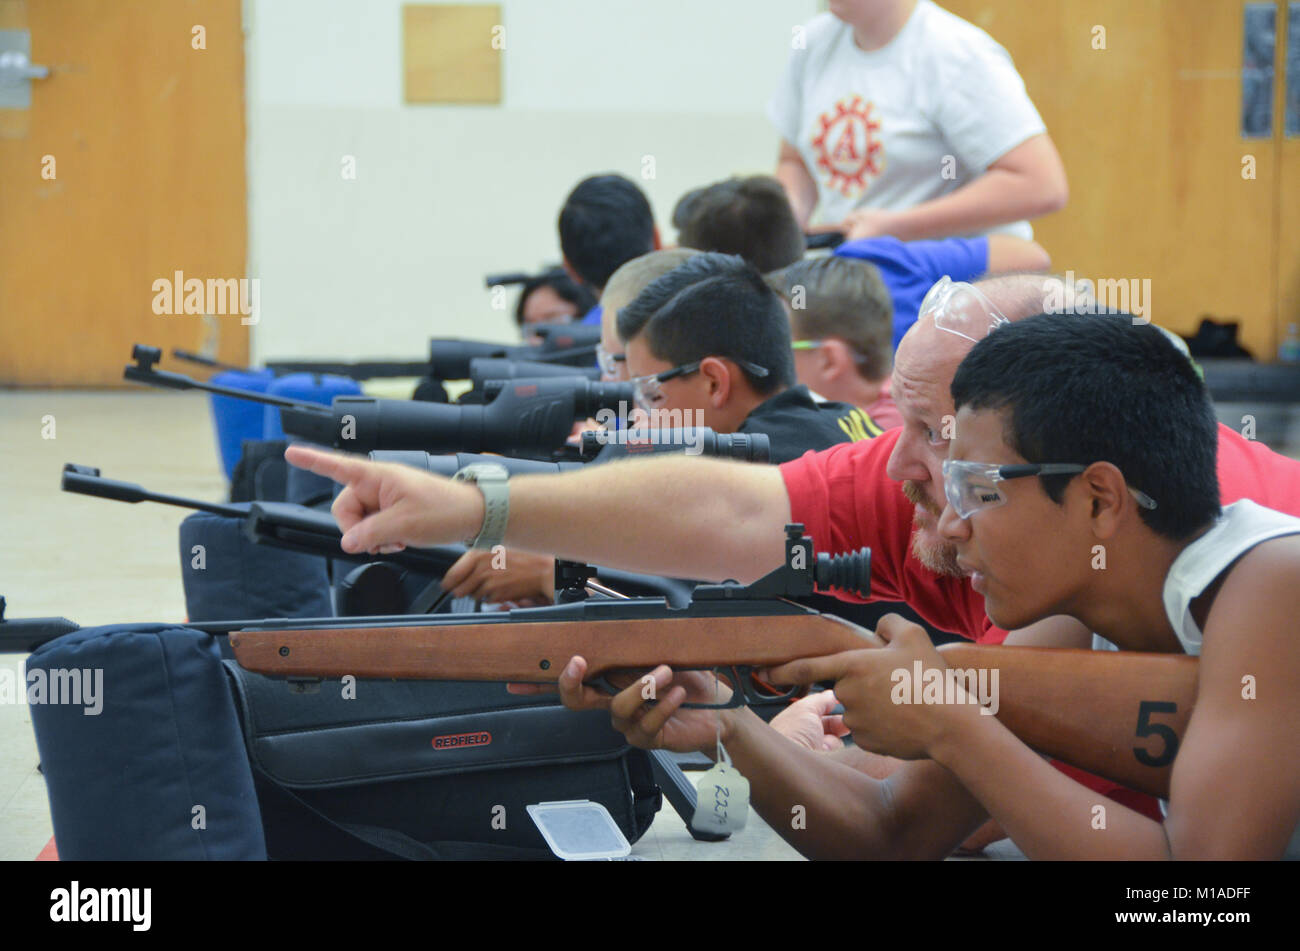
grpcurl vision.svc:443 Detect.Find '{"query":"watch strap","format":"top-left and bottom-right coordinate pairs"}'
top-left (452, 464), bottom-right (510, 550)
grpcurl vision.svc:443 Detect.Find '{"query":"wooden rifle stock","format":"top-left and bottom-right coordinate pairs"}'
top-left (229, 613), bottom-right (1196, 799)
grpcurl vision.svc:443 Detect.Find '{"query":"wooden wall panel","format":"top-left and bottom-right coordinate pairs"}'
top-left (403, 4), bottom-right (503, 104)
top-left (0, 0), bottom-right (247, 386)
top-left (941, 1), bottom-right (1280, 358)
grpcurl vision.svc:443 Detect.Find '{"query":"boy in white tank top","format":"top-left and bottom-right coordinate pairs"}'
top-left (775, 312), bottom-right (1300, 858)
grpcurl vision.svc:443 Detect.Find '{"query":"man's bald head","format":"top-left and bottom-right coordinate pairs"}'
top-left (976, 271), bottom-right (1095, 322)
top-left (894, 271), bottom-right (1092, 377)
top-left (887, 271), bottom-right (1089, 578)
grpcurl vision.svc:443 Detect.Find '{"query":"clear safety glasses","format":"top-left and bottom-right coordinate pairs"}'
top-left (941, 459), bottom-right (1158, 519)
top-left (596, 343), bottom-right (626, 379)
top-left (921, 276), bottom-right (1010, 344)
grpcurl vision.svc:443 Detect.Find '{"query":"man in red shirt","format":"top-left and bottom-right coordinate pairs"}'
top-left (782, 272), bottom-right (1300, 648)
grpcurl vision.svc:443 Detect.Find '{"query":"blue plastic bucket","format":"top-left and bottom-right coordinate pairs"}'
top-left (208, 369), bottom-right (276, 479)
top-left (261, 372), bottom-right (363, 440)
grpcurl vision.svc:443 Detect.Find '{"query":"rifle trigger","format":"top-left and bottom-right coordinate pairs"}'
top-left (679, 667), bottom-right (749, 710)
top-left (736, 666), bottom-right (804, 707)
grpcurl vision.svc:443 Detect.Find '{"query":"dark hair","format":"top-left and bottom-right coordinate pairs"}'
top-left (558, 174), bottom-right (656, 291)
top-left (673, 176), bottom-right (805, 273)
top-left (616, 252), bottom-right (795, 395)
top-left (513, 271), bottom-right (598, 328)
top-left (767, 256), bottom-right (893, 380)
top-left (950, 313), bottom-right (1221, 540)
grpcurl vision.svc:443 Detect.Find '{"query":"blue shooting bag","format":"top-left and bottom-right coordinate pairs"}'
top-left (27, 623), bottom-right (268, 860)
top-left (28, 622), bottom-right (661, 860)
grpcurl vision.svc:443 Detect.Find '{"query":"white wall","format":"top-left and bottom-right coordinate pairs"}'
top-left (244, 0), bottom-right (821, 362)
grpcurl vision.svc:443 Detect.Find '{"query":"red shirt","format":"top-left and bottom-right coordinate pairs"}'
top-left (863, 377), bottom-right (903, 431)
top-left (781, 424), bottom-right (1300, 644)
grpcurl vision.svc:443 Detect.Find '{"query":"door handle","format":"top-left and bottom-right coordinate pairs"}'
top-left (0, 49), bottom-right (48, 84)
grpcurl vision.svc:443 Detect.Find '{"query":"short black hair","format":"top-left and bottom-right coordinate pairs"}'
top-left (513, 271), bottom-right (598, 328)
top-left (616, 252), bottom-right (795, 395)
top-left (950, 313), bottom-right (1221, 540)
top-left (673, 176), bottom-right (805, 273)
top-left (558, 174), bottom-right (656, 291)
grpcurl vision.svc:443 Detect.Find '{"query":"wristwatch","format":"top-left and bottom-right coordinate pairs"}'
top-left (452, 463), bottom-right (510, 550)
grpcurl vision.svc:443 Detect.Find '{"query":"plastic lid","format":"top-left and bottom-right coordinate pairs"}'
top-left (526, 800), bottom-right (632, 861)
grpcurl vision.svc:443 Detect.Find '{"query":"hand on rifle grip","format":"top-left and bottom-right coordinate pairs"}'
top-left (534, 658), bottom-right (739, 754)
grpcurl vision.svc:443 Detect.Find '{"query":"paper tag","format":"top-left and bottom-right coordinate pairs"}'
top-left (690, 748), bottom-right (750, 835)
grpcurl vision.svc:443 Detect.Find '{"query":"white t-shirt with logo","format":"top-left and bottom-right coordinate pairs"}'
top-left (768, 2), bottom-right (1047, 238)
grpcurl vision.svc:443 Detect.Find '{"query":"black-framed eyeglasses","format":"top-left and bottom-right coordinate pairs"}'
top-left (628, 357), bottom-right (769, 410)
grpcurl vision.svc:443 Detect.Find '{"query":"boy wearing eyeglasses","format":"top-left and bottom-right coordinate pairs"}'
top-left (617, 252), bottom-right (882, 464)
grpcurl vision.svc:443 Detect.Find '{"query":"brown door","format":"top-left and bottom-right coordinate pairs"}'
top-left (1277, 1), bottom-right (1300, 350)
top-left (0, 0), bottom-right (247, 386)
top-left (940, 0), bottom-right (1285, 359)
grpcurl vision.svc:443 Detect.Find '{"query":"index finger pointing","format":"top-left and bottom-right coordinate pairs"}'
top-left (763, 650), bottom-right (866, 686)
top-left (285, 445), bottom-right (374, 485)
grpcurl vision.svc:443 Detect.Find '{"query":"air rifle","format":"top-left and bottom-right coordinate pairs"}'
top-left (428, 333), bottom-right (598, 382)
top-left (369, 429), bottom-right (770, 472)
top-left (269, 329), bottom-right (602, 383)
top-left (227, 525), bottom-right (1197, 800)
top-left (469, 357), bottom-right (600, 385)
top-left (170, 348), bottom-right (429, 380)
top-left (804, 231), bottom-right (846, 250)
top-left (169, 323), bottom-right (602, 382)
top-left (484, 264), bottom-right (567, 288)
top-left (57, 462), bottom-right (696, 609)
top-left (126, 346), bottom-right (632, 456)
top-left (59, 463), bottom-right (468, 576)
top-left (0, 597), bottom-right (79, 654)
top-left (275, 378), bottom-right (634, 454)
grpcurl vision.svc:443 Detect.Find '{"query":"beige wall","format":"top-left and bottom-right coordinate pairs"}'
top-left (245, 0), bottom-right (820, 363)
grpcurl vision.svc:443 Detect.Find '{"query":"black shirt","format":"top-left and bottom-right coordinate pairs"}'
top-left (736, 385), bottom-right (882, 464)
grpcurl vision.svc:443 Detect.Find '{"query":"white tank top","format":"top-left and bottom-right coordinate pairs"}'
top-left (1162, 500), bottom-right (1300, 858)
top-left (1162, 499), bottom-right (1300, 655)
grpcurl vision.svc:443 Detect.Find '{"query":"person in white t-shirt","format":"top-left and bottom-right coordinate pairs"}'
top-left (770, 0), bottom-right (1068, 241)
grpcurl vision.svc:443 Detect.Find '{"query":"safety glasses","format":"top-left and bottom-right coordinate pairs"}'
top-left (921, 276), bottom-right (1010, 344)
top-left (790, 340), bottom-right (824, 352)
top-left (941, 459), bottom-right (1158, 519)
top-left (596, 342), bottom-right (626, 379)
top-left (792, 339), bottom-right (872, 367)
top-left (628, 357), bottom-right (769, 410)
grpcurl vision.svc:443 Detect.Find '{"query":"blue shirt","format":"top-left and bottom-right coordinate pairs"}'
top-left (834, 236), bottom-right (989, 350)
top-left (579, 303), bottom-right (603, 327)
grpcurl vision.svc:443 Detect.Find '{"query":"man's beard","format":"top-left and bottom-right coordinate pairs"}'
top-left (901, 480), bottom-right (964, 578)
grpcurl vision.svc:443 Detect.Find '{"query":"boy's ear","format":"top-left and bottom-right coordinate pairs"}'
top-left (1082, 461), bottom-right (1129, 538)
top-left (652, 226), bottom-right (662, 251)
top-left (822, 339), bottom-right (855, 379)
top-left (699, 356), bottom-right (732, 406)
